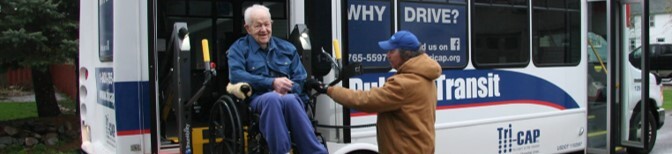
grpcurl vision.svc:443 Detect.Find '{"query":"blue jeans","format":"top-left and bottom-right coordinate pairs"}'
top-left (251, 92), bottom-right (327, 154)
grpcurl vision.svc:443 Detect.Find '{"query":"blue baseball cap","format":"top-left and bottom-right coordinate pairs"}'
top-left (378, 30), bottom-right (420, 51)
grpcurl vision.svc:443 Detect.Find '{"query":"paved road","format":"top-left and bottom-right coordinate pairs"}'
top-left (651, 110), bottom-right (672, 154)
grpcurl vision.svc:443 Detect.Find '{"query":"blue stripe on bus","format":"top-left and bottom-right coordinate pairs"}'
top-left (436, 70), bottom-right (580, 109)
top-left (114, 81), bottom-right (151, 134)
top-left (349, 70), bottom-right (580, 115)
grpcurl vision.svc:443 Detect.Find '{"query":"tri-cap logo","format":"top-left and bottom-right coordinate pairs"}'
top-left (497, 124), bottom-right (541, 153)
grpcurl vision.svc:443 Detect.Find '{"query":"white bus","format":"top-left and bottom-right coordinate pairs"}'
top-left (77, 0), bottom-right (664, 153)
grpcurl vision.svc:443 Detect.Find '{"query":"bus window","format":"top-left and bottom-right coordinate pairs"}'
top-left (532, 0), bottom-right (581, 66)
top-left (164, 0), bottom-right (186, 16)
top-left (216, 1), bottom-right (233, 17)
top-left (401, 0), bottom-right (467, 3)
top-left (472, 0), bottom-right (530, 68)
top-left (216, 18), bottom-right (235, 49)
top-left (99, 0), bottom-right (113, 62)
top-left (188, 1), bottom-right (212, 16)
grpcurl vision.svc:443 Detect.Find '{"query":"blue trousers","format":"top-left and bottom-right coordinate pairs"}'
top-left (251, 92), bottom-right (327, 154)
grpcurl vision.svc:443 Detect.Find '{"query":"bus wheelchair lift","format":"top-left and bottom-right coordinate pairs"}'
top-left (206, 25), bottom-right (363, 154)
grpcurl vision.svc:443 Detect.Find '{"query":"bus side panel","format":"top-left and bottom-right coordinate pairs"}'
top-left (139, 0), bottom-right (152, 152)
top-left (112, 0), bottom-right (151, 153)
top-left (114, 81), bottom-right (150, 153)
top-left (347, 68), bottom-right (587, 153)
top-left (347, 69), bottom-right (583, 119)
top-left (436, 110), bottom-right (586, 153)
top-left (78, 0), bottom-right (118, 153)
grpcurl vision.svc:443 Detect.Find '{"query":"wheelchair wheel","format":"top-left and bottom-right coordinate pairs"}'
top-left (247, 113), bottom-right (270, 154)
top-left (209, 95), bottom-right (243, 154)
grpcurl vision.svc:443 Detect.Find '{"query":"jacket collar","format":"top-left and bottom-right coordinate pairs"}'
top-left (397, 54), bottom-right (442, 80)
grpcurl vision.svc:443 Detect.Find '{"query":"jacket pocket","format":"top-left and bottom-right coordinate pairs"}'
top-left (274, 57), bottom-right (292, 75)
top-left (246, 61), bottom-right (266, 75)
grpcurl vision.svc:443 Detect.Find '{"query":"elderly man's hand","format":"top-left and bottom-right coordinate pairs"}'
top-left (272, 77), bottom-right (293, 94)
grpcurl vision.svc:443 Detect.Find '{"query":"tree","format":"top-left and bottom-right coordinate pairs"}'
top-left (0, 0), bottom-right (78, 117)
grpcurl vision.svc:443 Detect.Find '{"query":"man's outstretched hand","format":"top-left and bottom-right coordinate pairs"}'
top-left (306, 79), bottom-right (328, 94)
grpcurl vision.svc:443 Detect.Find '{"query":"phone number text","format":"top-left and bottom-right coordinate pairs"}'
top-left (350, 53), bottom-right (387, 63)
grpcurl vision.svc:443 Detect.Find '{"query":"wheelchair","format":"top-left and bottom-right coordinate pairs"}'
top-left (205, 23), bottom-right (367, 153)
top-left (206, 49), bottom-right (345, 154)
top-left (206, 48), bottom-right (363, 154)
top-left (207, 83), bottom-right (326, 154)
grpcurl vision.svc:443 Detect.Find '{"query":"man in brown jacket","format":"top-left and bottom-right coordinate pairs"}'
top-left (309, 30), bottom-right (441, 153)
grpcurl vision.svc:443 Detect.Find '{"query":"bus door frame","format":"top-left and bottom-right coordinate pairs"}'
top-left (607, 0), bottom-right (651, 150)
top-left (608, 0), bottom-right (652, 152)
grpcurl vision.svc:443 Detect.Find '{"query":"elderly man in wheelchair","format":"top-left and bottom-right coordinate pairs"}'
top-left (207, 4), bottom-right (328, 154)
top-left (209, 45), bottom-right (360, 154)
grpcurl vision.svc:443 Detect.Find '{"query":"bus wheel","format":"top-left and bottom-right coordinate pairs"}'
top-left (209, 95), bottom-right (243, 154)
top-left (628, 111), bottom-right (657, 153)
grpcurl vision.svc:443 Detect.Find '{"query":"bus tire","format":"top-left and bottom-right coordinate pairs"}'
top-left (627, 111), bottom-right (657, 153)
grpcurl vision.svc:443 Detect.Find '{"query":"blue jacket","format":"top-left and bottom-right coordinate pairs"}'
top-left (227, 35), bottom-right (308, 100)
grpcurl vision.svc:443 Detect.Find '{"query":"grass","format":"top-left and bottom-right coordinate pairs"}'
top-left (1, 143), bottom-right (78, 154)
top-left (0, 102), bottom-right (38, 121)
top-left (663, 86), bottom-right (672, 110)
top-left (0, 97), bottom-right (76, 121)
top-left (0, 113), bottom-right (82, 154)
top-left (0, 100), bottom-right (81, 154)
top-left (59, 98), bottom-right (77, 114)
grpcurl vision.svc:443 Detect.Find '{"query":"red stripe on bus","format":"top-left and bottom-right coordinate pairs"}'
top-left (117, 129), bottom-right (151, 136)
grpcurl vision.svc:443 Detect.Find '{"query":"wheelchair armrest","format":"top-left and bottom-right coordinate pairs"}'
top-left (227, 82), bottom-right (253, 100)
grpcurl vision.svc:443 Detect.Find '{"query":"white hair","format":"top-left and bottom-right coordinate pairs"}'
top-left (244, 4), bottom-right (272, 25)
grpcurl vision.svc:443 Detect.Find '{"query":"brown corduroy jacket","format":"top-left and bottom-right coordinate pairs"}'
top-left (328, 54), bottom-right (441, 154)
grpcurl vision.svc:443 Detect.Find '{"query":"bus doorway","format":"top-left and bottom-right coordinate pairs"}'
top-left (586, 0), bottom-right (666, 153)
top-left (617, 0), bottom-right (666, 153)
top-left (152, 0), bottom-right (289, 153)
top-left (586, 1), bottom-right (609, 152)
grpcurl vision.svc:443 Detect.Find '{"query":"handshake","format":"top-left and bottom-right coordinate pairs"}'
top-left (306, 62), bottom-right (363, 94)
top-left (306, 79), bottom-right (329, 94)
